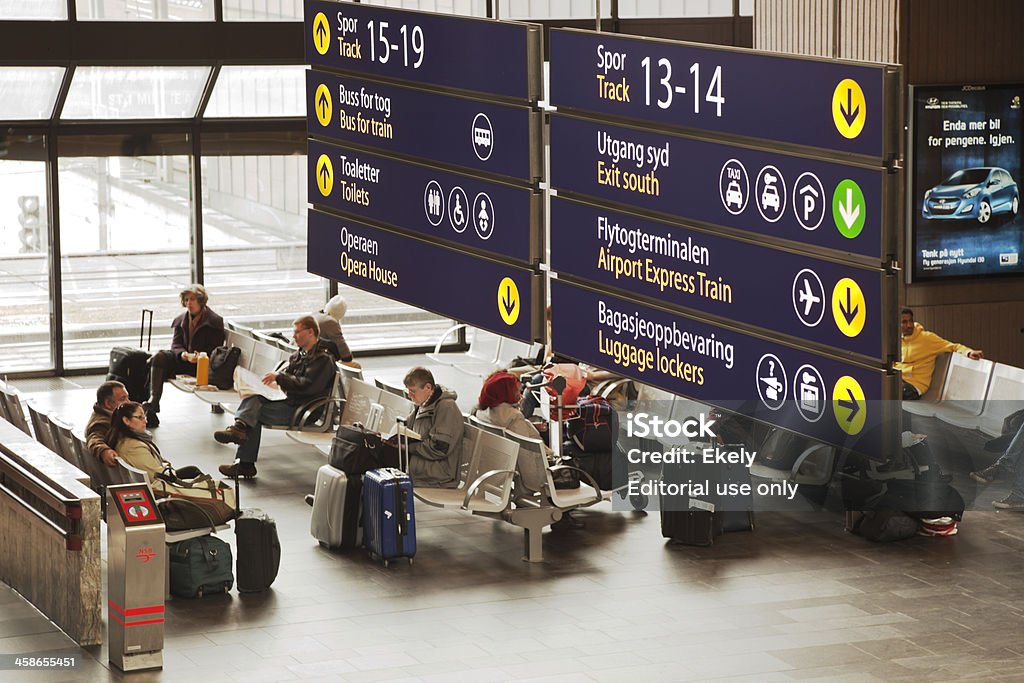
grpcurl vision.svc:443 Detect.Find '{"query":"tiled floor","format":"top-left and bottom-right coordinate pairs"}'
top-left (3, 365), bottom-right (1024, 682)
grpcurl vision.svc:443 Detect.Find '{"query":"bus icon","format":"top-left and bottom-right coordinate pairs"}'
top-left (472, 113), bottom-right (493, 161)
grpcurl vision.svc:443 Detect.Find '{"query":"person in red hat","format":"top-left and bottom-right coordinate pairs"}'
top-left (472, 370), bottom-right (544, 441)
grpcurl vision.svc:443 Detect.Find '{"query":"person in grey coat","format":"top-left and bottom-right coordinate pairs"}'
top-left (402, 366), bottom-right (464, 488)
top-left (313, 293), bottom-right (358, 366)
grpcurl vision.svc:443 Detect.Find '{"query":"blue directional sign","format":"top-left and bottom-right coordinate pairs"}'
top-left (551, 279), bottom-right (897, 456)
top-left (307, 70), bottom-right (541, 182)
top-left (550, 113), bottom-right (885, 260)
top-left (549, 28), bottom-right (892, 158)
top-left (309, 209), bottom-right (537, 343)
top-left (551, 197), bottom-right (888, 361)
top-left (309, 138), bottom-right (540, 265)
top-left (306, 0), bottom-right (541, 102)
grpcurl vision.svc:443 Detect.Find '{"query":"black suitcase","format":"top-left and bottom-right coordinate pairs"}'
top-left (235, 508), bottom-right (281, 592)
top-left (106, 309), bottom-right (153, 402)
top-left (661, 508), bottom-right (723, 546)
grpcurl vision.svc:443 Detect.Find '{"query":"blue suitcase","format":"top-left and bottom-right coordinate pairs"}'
top-left (362, 467), bottom-right (416, 566)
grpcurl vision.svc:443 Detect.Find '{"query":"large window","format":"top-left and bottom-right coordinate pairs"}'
top-left (62, 67), bottom-right (211, 120)
top-left (0, 67), bottom-right (65, 120)
top-left (0, 136), bottom-right (51, 372)
top-left (75, 0), bottom-right (216, 21)
top-left (58, 134), bottom-right (193, 368)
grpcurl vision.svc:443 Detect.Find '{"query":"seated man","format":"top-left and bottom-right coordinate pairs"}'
top-left (397, 367), bottom-right (464, 488)
top-left (895, 307), bottom-right (983, 400)
top-left (144, 284), bottom-right (226, 427)
top-left (86, 380), bottom-right (130, 466)
top-left (314, 294), bottom-right (360, 368)
top-left (214, 316), bottom-right (337, 479)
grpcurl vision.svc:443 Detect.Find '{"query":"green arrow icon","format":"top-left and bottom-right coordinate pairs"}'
top-left (832, 179), bottom-right (865, 239)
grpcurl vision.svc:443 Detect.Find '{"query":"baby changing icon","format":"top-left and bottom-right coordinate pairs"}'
top-left (473, 192), bottom-right (494, 240)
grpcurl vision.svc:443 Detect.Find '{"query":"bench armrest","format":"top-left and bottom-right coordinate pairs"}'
top-left (461, 469), bottom-right (515, 510)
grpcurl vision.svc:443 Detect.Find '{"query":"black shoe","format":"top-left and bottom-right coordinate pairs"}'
top-left (146, 411), bottom-right (160, 428)
top-left (970, 464), bottom-right (1006, 485)
top-left (304, 494), bottom-right (315, 507)
top-left (219, 462), bottom-right (257, 479)
top-left (214, 424), bottom-right (248, 444)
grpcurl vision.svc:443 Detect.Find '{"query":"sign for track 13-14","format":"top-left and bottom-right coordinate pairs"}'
top-left (549, 29), bottom-right (891, 157)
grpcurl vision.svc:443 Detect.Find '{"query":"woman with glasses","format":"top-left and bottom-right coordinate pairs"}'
top-left (106, 401), bottom-right (199, 482)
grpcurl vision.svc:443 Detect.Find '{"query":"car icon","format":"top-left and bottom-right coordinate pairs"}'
top-left (725, 180), bottom-right (743, 209)
top-left (922, 167), bottom-right (1020, 224)
top-left (761, 183), bottom-right (780, 211)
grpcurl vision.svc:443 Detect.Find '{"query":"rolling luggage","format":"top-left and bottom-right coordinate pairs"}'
top-left (362, 468), bottom-right (416, 566)
top-left (661, 508), bottom-right (723, 547)
top-left (106, 309), bottom-right (153, 402)
top-left (310, 464), bottom-right (363, 550)
top-left (234, 508), bottom-right (281, 592)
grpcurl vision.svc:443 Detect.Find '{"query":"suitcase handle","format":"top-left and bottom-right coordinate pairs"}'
top-left (395, 417), bottom-right (409, 473)
top-left (140, 309), bottom-right (154, 351)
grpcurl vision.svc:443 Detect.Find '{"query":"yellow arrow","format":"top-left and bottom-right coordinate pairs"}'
top-left (832, 375), bottom-right (866, 435)
top-left (312, 12), bottom-right (331, 56)
top-left (831, 277), bottom-right (866, 338)
top-left (497, 277), bottom-right (520, 326)
top-left (316, 154), bottom-right (333, 198)
top-left (314, 83), bottom-right (332, 127)
top-left (832, 79), bottom-right (866, 139)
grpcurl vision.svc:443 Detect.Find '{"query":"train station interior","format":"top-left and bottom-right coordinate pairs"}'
top-left (1, 1), bottom-right (1024, 681)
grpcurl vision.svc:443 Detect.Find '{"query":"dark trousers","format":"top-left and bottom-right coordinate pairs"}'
top-left (902, 381), bottom-right (921, 401)
top-left (148, 350), bottom-right (194, 409)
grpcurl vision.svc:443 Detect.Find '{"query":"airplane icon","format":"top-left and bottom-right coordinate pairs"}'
top-left (798, 277), bottom-right (822, 316)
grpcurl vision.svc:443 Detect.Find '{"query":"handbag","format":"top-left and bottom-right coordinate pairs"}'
top-left (329, 423), bottom-right (384, 475)
top-left (152, 467), bottom-right (237, 531)
top-left (208, 345), bottom-right (242, 389)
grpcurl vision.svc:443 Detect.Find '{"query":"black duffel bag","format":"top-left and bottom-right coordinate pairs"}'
top-left (330, 424), bottom-right (384, 475)
top-left (208, 345), bottom-right (242, 390)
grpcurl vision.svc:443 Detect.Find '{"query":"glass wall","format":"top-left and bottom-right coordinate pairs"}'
top-left (58, 134), bottom-right (193, 368)
top-left (0, 135), bottom-right (51, 372)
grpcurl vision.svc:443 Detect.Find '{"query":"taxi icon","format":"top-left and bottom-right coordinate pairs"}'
top-left (725, 180), bottom-right (744, 209)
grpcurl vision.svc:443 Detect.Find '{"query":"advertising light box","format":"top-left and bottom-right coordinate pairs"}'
top-left (305, 0), bottom-right (541, 102)
top-left (551, 197), bottom-right (888, 361)
top-left (910, 83), bottom-right (1024, 281)
top-left (549, 28), bottom-right (893, 158)
top-left (309, 209), bottom-right (538, 343)
top-left (307, 70), bottom-right (541, 182)
top-left (551, 279), bottom-right (897, 456)
top-left (550, 113), bottom-right (886, 261)
top-left (308, 138), bottom-right (541, 265)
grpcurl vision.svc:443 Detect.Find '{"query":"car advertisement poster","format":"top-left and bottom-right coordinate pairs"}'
top-left (911, 83), bottom-right (1023, 281)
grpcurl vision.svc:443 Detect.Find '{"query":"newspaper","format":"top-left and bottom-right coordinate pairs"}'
top-left (234, 367), bottom-right (287, 401)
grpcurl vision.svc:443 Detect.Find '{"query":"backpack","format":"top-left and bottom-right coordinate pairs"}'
top-left (566, 396), bottom-right (617, 452)
top-left (852, 510), bottom-right (920, 542)
top-left (208, 345), bottom-right (242, 390)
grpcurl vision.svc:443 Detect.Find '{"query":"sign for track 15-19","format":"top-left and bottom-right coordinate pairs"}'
top-left (549, 29), bottom-right (896, 158)
top-left (305, 0), bottom-right (541, 102)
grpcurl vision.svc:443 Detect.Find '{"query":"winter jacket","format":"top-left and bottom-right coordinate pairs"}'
top-left (314, 312), bottom-right (353, 363)
top-left (406, 387), bottom-right (465, 488)
top-left (473, 402), bottom-right (543, 442)
top-left (85, 403), bottom-right (114, 462)
top-left (114, 436), bottom-right (169, 483)
top-left (276, 346), bottom-right (337, 407)
top-left (895, 322), bottom-right (978, 395)
top-left (170, 307), bottom-right (226, 360)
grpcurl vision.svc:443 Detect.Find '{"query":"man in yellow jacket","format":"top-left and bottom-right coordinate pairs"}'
top-left (896, 307), bottom-right (984, 400)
